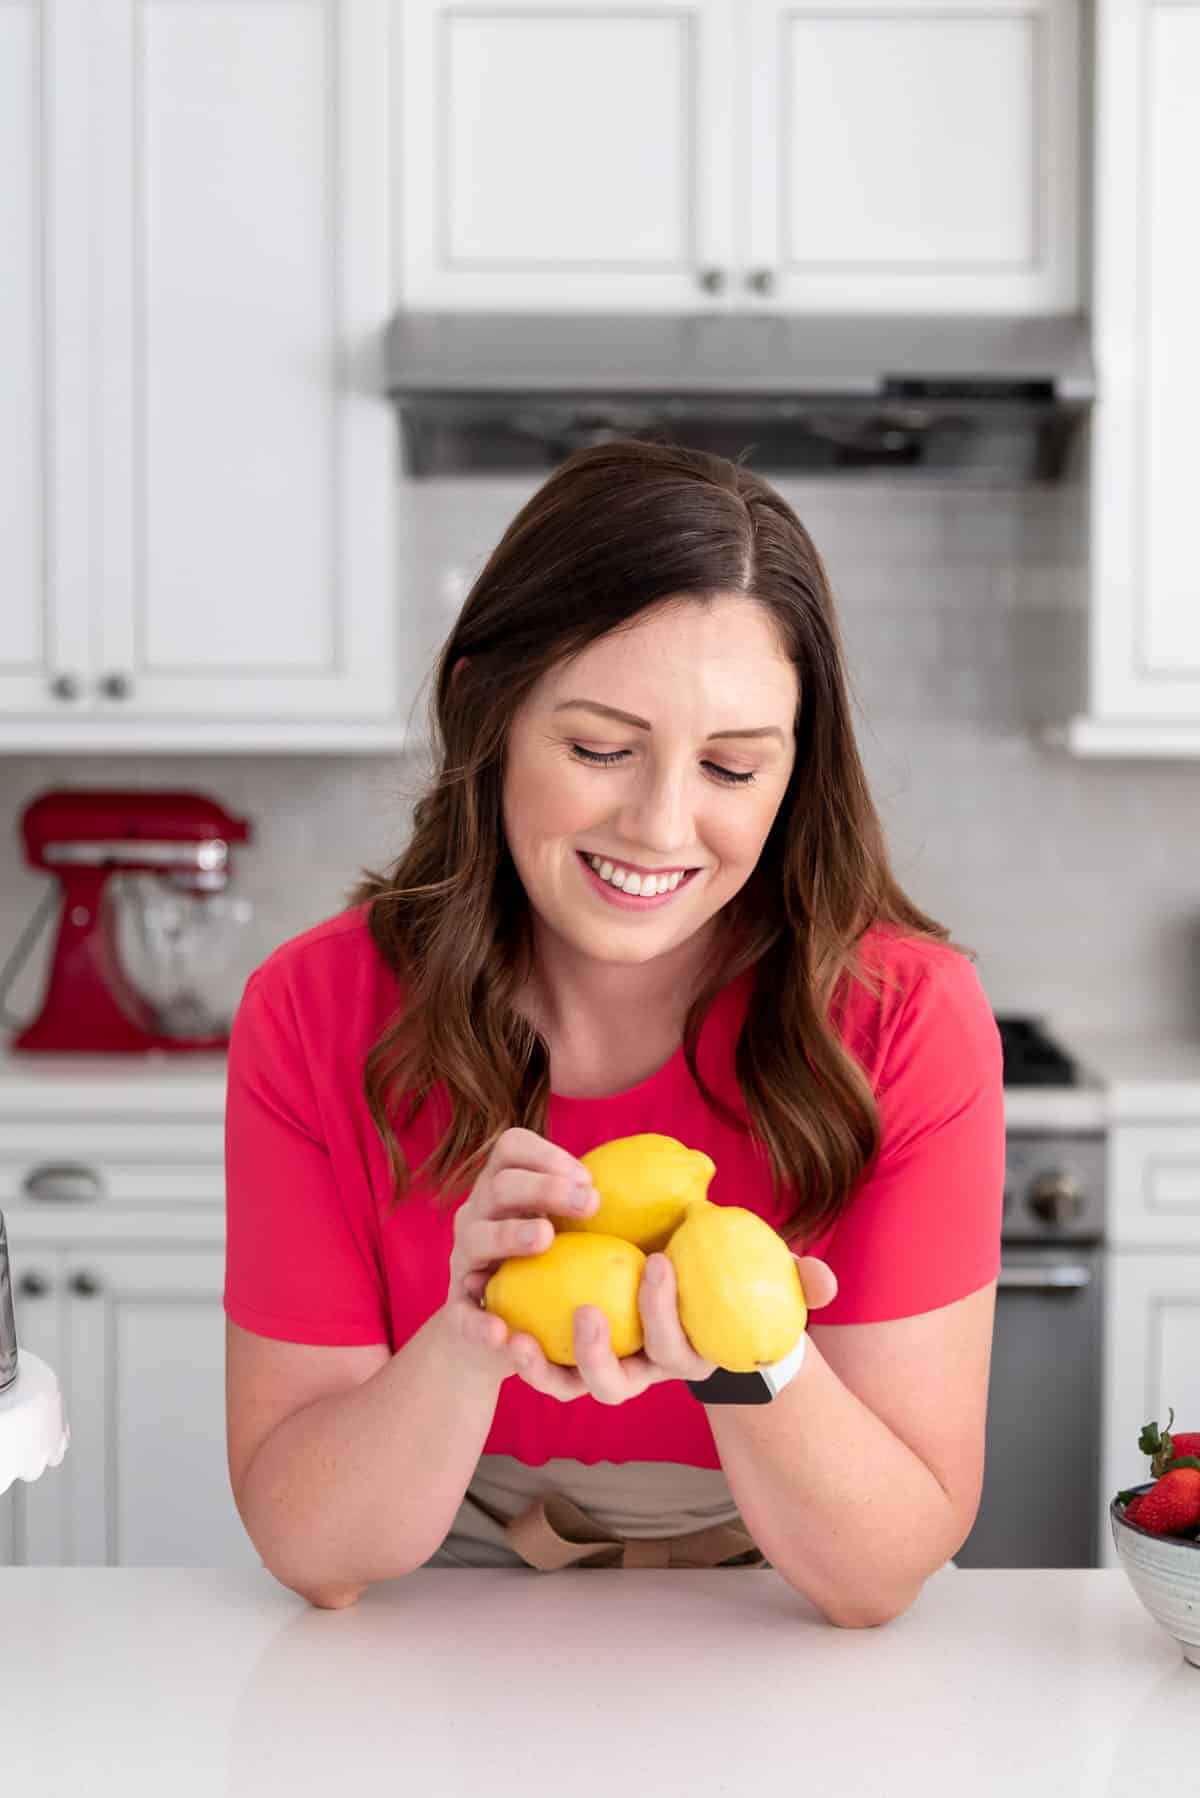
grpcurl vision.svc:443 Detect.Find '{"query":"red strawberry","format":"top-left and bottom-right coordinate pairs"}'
top-left (1137, 1409), bottom-right (1200, 1478)
top-left (1124, 1468), bottom-right (1200, 1537)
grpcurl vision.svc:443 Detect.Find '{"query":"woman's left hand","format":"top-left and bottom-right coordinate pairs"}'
top-left (505, 1251), bottom-right (838, 1406)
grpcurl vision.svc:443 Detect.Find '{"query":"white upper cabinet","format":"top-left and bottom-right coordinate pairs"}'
top-left (0, 1), bottom-right (91, 720)
top-left (0, 0), bottom-right (401, 747)
top-left (1065, 0), bottom-right (1200, 754)
top-left (91, 0), bottom-right (395, 724)
top-left (742, 0), bottom-right (1081, 314)
top-left (399, 0), bottom-right (1082, 314)
top-left (398, 0), bottom-right (739, 310)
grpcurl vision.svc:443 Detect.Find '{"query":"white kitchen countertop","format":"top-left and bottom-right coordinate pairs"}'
top-left (0, 1046), bottom-right (229, 1115)
top-left (0, 1566), bottom-right (1193, 1795)
top-left (2, 1030), bottom-right (1200, 1125)
top-left (1059, 1029), bottom-right (1200, 1122)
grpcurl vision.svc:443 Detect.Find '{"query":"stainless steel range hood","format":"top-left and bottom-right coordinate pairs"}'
top-left (385, 310), bottom-right (1094, 481)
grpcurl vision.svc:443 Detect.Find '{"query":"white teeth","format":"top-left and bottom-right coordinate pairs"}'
top-left (584, 852), bottom-right (689, 896)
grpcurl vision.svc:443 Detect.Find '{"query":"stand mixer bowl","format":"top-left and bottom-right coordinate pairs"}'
top-left (109, 872), bottom-right (257, 1040)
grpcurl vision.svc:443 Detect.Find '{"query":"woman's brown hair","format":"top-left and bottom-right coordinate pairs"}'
top-left (350, 438), bottom-right (973, 1243)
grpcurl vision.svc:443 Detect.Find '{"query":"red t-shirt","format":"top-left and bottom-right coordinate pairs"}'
top-left (223, 903), bottom-right (1003, 1468)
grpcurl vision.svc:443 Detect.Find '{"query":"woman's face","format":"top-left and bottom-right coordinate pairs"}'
top-left (502, 596), bottom-right (799, 969)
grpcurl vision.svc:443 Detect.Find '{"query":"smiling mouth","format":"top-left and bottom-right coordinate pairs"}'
top-left (577, 850), bottom-right (699, 898)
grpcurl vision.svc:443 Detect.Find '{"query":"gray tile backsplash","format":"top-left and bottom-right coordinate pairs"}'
top-left (3, 471), bottom-right (1198, 1044)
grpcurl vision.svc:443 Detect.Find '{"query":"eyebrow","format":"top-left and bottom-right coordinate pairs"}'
top-left (552, 698), bottom-right (788, 747)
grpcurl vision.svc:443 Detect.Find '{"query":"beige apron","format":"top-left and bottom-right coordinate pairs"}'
top-left (498, 1489), bottom-right (768, 1570)
top-left (422, 1453), bottom-right (772, 1571)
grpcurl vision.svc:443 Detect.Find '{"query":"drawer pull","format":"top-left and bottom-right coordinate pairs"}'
top-left (21, 1162), bottom-right (104, 1203)
top-left (17, 1271), bottom-right (50, 1299)
top-left (69, 1271), bottom-right (102, 1298)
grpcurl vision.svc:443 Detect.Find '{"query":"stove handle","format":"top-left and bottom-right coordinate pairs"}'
top-left (998, 1263), bottom-right (1091, 1291)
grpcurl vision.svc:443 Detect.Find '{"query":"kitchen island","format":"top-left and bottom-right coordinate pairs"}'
top-left (1, 1564), bottom-right (1192, 1794)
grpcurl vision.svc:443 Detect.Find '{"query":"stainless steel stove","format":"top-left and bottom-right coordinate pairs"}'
top-left (956, 1014), bottom-right (1107, 1569)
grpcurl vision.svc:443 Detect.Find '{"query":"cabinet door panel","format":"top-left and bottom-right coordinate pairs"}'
top-left (1101, 1251), bottom-right (1200, 1568)
top-left (65, 1246), bottom-right (259, 1568)
top-left (92, 0), bottom-right (395, 720)
top-left (400, 0), bottom-right (737, 309)
top-left (744, 0), bottom-right (1080, 313)
top-left (0, 0), bottom-right (92, 718)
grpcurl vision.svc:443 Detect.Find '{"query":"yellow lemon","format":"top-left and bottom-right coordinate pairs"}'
top-left (483, 1231), bottom-right (646, 1366)
top-left (559, 1133), bottom-right (717, 1254)
top-left (666, 1200), bottom-right (807, 1371)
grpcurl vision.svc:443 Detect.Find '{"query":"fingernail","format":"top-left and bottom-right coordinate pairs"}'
top-left (520, 1222), bottom-right (541, 1248)
top-left (646, 1259), bottom-right (666, 1285)
top-left (572, 1186), bottom-right (595, 1211)
top-left (576, 1313), bottom-right (598, 1344)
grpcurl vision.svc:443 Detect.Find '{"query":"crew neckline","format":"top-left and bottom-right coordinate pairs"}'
top-left (547, 970), bottom-right (748, 1108)
top-left (549, 1038), bottom-right (688, 1107)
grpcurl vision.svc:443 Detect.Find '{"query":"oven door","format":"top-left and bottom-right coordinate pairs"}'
top-left (953, 1246), bottom-right (1104, 1568)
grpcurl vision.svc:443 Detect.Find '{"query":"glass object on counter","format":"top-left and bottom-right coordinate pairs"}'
top-left (108, 872), bottom-right (258, 1040)
top-left (1, 1211), bottom-right (18, 1393)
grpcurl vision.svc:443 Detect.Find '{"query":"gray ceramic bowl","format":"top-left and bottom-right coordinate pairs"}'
top-left (1110, 1481), bottom-right (1200, 1668)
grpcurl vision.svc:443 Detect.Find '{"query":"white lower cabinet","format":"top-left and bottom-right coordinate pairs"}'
top-left (0, 1245), bottom-right (66, 1566)
top-left (1099, 1118), bottom-right (1200, 1566)
top-left (1, 1237), bottom-right (258, 1570)
top-left (1100, 1251), bottom-right (1200, 1568)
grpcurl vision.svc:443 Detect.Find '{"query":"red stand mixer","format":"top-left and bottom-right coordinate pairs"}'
top-left (4, 790), bottom-right (255, 1054)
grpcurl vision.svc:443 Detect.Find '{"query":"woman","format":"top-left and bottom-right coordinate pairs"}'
top-left (223, 440), bottom-right (1003, 1626)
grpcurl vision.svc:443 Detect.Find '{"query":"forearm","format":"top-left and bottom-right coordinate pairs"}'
top-left (236, 1308), bottom-right (504, 1606)
top-left (706, 1337), bottom-right (962, 1628)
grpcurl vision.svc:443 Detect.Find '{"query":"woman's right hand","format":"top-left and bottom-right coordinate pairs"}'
top-left (444, 1127), bottom-right (597, 1376)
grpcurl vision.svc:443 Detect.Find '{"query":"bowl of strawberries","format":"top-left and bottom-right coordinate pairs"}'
top-left (1110, 1408), bottom-right (1200, 1668)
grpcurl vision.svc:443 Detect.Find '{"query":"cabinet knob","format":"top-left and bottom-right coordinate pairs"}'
top-left (745, 268), bottom-right (775, 295)
top-left (69, 1271), bottom-right (102, 1298)
top-left (98, 671), bottom-right (132, 700)
top-left (48, 673), bottom-right (80, 702)
top-left (17, 1272), bottom-right (50, 1300)
top-left (697, 267), bottom-right (726, 294)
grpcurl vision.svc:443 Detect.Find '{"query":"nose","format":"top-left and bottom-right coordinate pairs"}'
top-left (613, 758), bottom-right (694, 860)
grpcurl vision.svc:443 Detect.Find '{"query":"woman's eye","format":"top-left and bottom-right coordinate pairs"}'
top-left (570, 744), bottom-right (628, 768)
top-left (568, 744), bottom-right (755, 786)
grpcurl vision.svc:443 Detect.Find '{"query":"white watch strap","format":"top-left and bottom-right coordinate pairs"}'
top-left (758, 1330), bottom-right (807, 1399)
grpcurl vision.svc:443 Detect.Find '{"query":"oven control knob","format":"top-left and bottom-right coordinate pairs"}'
top-left (1027, 1170), bottom-right (1084, 1229)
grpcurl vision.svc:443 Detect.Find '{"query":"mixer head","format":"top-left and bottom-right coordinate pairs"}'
top-left (21, 789), bottom-right (252, 890)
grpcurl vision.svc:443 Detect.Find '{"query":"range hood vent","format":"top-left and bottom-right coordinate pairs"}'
top-left (385, 311), bottom-right (1094, 482)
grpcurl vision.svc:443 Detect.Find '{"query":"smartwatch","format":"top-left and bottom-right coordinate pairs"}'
top-left (684, 1332), bottom-right (807, 1405)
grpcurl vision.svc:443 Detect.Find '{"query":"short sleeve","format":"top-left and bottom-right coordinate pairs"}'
top-left (223, 968), bottom-right (390, 1346)
top-left (812, 952), bottom-right (1004, 1324)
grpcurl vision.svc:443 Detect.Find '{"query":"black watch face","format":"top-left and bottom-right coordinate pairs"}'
top-left (688, 1368), bottom-right (772, 1405)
